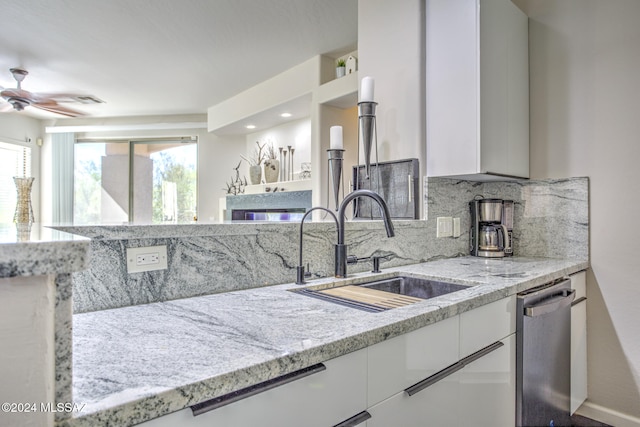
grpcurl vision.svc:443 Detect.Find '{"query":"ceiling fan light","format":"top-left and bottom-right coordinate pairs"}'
top-left (10, 99), bottom-right (26, 111)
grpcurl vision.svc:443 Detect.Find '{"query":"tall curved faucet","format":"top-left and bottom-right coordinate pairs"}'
top-left (335, 189), bottom-right (395, 278)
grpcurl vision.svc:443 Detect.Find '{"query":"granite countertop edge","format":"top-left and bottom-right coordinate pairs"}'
top-left (59, 256), bottom-right (589, 427)
top-left (0, 226), bottom-right (90, 278)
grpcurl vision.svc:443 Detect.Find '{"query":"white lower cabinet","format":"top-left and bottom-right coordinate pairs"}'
top-left (459, 295), bottom-right (516, 358)
top-left (366, 371), bottom-right (459, 427)
top-left (138, 348), bottom-right (367, 427)
top-left (458, 334), bottom-right (516, 426)
top-left (367, 315), bottom-right (460, 407)
top-left (570, 270), bottom-right (588, 414)
top-left (366, 295), bottom-right (516, 427)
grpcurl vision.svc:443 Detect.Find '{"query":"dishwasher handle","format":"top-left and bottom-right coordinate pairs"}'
top-left (524, 289), bottom-right (575, 317)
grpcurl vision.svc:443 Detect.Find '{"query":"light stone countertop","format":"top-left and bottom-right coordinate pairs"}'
top-left (62, 256), bottom-right (588, 427)
top-left (0, 223), bottom-right (90, 278)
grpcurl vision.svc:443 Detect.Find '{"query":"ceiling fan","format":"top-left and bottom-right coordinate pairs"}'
top-left (0, 67), bottom-right (104, 117)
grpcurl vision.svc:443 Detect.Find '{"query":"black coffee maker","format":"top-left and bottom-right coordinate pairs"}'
top-left (469, 197), bottom-right (512, 258)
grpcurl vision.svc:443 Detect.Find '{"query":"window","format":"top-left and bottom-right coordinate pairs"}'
top-left (0, 142), bottom-right (32, 223)
top-left (73, 138), bottom-right (197, 224)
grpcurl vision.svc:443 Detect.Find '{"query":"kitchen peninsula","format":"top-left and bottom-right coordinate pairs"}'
top-left (0, 225), bottom-right (89, 427)
top-left (0, 177), bottom-right (589, 426)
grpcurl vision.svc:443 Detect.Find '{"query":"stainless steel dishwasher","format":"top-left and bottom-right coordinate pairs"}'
top-left (516, 278), bottom-right (575, 427)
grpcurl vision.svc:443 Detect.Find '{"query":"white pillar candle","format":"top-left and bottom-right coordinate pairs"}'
top-left (360, 76), bottom-right (375, 102)
top-left (330, 126), bottom-right (343, 150)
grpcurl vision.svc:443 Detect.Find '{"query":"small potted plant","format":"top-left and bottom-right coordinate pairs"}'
top-left (264, 143), bottom-right (280, 183)
top-left (241, 141), bottom-right (266, 185)
top-left (336, 58), bottom-right (346, 78)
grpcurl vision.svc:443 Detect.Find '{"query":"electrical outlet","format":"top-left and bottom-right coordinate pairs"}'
top-left (126, 245), bottom-right (168, 273)
top-left (453, 217), bottom-right (461, 238)
top-left (136, 253), bottom-right (159, 265)
top-left (437, 217), bottom-right (453, 238)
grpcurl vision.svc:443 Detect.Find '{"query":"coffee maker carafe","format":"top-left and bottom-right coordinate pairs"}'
top-left (469, 198), bottom-right (511, 257)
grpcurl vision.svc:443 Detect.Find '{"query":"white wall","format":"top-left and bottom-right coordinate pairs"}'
top-left (358, 0), bottom-right (425, 173)
top-left (526, 1), bottom-right (640, 424)
top-left (244, 118), bottom-right (311, 182)
top-left (0, 114), bottom-right (44, 223)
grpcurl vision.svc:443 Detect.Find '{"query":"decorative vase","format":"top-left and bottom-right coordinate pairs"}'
top-left (336, 66), bottom-right (346, 78)
top-left (264, 159), bottom-right (280, 183)
top-left (249, 165), bottom-right (262, 185)
top-left (13, 176), bottom-right (35, 239)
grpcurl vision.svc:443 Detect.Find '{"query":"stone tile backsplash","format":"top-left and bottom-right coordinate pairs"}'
top-left (57, 177), bottom-right (588, 313)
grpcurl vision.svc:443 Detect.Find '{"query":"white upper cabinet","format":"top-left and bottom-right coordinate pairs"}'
top-left (426, 0), bottom-right (529, 180)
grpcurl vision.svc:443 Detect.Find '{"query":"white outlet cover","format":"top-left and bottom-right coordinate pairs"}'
top-left (126, 245), bottom-right (168, 273)
top-left (437, 217), bottom-right (453, 238)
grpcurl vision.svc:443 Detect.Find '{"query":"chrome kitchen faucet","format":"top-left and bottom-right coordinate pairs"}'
top-left (335, 190), bottom-right (395, 278)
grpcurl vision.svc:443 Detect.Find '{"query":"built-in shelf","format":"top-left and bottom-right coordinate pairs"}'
top-left (317, 71), bottom-right (359, 109)
top-left (243, 179), bottom-right (312, 194)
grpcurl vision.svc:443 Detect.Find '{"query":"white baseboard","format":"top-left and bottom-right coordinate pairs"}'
top-left (577, 401), bottom-right (640, 427)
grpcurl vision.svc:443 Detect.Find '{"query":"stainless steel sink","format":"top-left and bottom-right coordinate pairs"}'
top-left (294, 275), bottom-right (470, 313)
top-left (358, 276), bottom-right (469, 299)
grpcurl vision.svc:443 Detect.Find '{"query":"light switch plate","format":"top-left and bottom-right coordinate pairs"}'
top-left (126, 245), bottom-right (168, 273)
top-left (437, 217), bottom-right (453, 238)
top-left (453, 217), bottom-right (461, 237)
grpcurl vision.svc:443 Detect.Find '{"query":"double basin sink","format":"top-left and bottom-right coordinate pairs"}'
top-left (295, 275), bottom-right (470, 313)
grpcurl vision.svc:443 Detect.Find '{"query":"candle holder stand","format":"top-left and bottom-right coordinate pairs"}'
top-left (327, 149), bottom-right (345, 211)
top-left (356, 101), bottom-right (381, 218)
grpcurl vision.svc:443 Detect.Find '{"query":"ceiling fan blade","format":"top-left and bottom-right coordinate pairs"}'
top-left (1, 88), bottom-right (32, 99)
top-left (33, 102), bottom-right (84, 117)
top-left (34, 92), bottom-right (104, 104)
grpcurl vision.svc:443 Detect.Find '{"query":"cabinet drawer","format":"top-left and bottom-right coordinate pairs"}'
top-left (459, 334), bottom-right (516, 426)
top-left (367, 371), bottom-right (459, 427)
top-left (367, 315), bottom-right (459, 407)
top-left (139, 348), bottom-right (367, 427)
top-left (459, 295), bottom-right (516, 358)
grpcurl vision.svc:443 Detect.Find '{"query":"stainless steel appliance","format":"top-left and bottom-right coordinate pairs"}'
top-left (517, 279), bottom-right (575, 427)
top-left (469, 197), bottom-right (512, 257)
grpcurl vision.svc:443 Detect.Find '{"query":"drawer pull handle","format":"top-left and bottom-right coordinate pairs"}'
top-left (459, 340), bottom-right (504, 366)
top-left (333, 410), bottom-right (372, 427)
top-left (191, 363), bottom-right (326, 416)
top-left (571, 296), bottom-right (587, 307)
top-left (405, 341), bottom-right (505, 397)
top-left (405, 361), bottom-right (464, 396)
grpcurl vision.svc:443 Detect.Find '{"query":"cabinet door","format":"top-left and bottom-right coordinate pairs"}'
top-left (571, 271), bottom-right (588, 414)
top-left (459, 334), bottom-right (516, 427)
top-left (478, 0), bottom-right (529, 178)
top-left (459, 295), bottom-right (516, 358)
top-left (138, 348), bottom-right (367, 427)
top-left (366, 371), bottom-right (459, 427)
top-left (425, 0), bottom-right (529, 178)
top-left (367, 315), bottom-right (459, 406)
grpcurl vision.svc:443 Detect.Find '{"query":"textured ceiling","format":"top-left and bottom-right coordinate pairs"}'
top-left (0, 0), bottom-right (357, 119)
